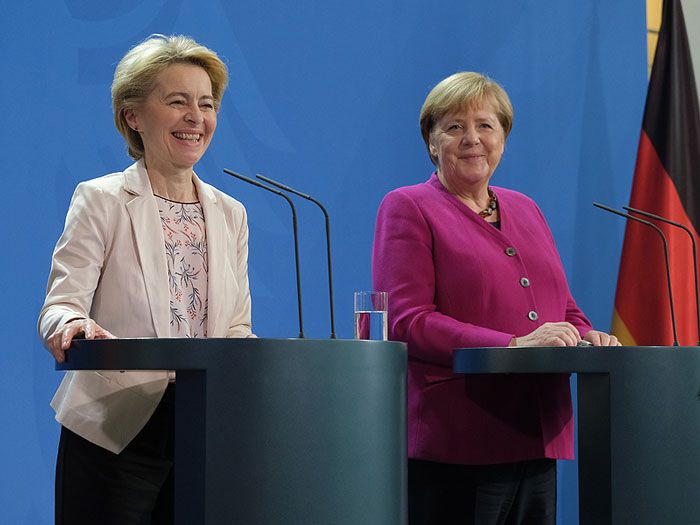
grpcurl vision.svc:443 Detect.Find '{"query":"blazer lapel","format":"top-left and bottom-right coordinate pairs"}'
top-left (123, 162), bottom-right (170, 337)
top-left (195, 174), bottom-right (227, 337)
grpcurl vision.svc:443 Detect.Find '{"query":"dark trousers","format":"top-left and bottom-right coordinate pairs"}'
top-left (408, 458), bottom-right (557, 525)
top-left (56, 384), bottom-right (175, 525)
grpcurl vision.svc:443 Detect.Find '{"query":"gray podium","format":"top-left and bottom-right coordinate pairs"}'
top-left (453, 346), bottom-right (700, 525)
top-left (57, 338), bottom-right (407, 525)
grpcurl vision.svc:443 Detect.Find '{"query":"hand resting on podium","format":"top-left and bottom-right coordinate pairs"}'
top-left (46, 318), bottom-right (116, 364)
top-left (508, 322), bottom-right (620, 347)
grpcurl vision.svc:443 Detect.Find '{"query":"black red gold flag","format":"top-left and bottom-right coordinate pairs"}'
top-left (613, 0), bottom-right (700, 345)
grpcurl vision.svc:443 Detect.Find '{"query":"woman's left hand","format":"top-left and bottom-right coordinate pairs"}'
top-left (583, 330), bottom-right (621, 346)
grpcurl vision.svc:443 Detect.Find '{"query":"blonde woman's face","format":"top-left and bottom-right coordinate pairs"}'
top-left (429, 99), bottom-right (505, 193)
top-left (125, 63), bottom-right (217, 173)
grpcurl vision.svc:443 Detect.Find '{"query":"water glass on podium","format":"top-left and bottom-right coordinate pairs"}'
top-left (354, 291), bottom-right (388, 340)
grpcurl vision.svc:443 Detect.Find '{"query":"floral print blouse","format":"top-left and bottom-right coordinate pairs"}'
top-left (156, 195), bottom-right (208, 338)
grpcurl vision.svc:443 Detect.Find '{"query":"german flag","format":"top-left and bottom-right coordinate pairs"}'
top-left (613, 0), bottom-right (700, 346)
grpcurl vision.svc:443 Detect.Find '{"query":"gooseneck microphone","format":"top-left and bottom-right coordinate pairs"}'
top-left (593, 202), bottom-right (679, 346)
top-left (623, 205), bottom-right (700, 346)
top-left (224, 169), bottom-right (305, 339)
top-left (256, 173), bottom-right (337, 339)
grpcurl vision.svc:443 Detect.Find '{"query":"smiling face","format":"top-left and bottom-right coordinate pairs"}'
top-left (429, 98), bottom-right (505, 196)
top-left (125, 63), bottom-right (217, 174)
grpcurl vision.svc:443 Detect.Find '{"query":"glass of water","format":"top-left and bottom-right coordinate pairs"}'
top-left (354, 291), bottom-right (388, 340)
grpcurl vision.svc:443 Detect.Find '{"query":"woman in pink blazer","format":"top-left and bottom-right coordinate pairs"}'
top-left (38, 35), bottom-right (253, 524)
top-left (372, 72), bottom-right (619, 524)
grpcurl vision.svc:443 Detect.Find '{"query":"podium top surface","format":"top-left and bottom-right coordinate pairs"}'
top-left (452, 346), bottom-right (700, 374)
top-left (56, 337), bottom-right (406, 371)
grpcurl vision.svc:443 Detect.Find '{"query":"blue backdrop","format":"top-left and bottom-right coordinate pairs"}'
top-left (1, 1), bottom-right (646, 523)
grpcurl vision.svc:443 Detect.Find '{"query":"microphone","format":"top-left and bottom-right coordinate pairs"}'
top-left (593, 202), bottom-right (679, 346)
top-left (255, 173), bottom-right (337, 339)
top-left (623, 206), bottom-right (700, 346)
top-left (223, 169), bottom-right (304, 338)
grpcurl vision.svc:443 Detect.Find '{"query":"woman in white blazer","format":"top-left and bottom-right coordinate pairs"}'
top-left (38, 35), bottom-right (253, 524)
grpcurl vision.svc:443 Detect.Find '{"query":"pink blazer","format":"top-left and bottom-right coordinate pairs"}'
top-left (372, 174), bottom-right (591, 464)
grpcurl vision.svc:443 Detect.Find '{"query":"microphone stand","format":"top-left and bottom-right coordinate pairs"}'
top-left (224, 169), bottom-right (305, 339)
top-left (256, 173), bottom-right (336, 339)
top-left (623, 206), bottom-right (700, 346)
top-left (593, 202), bottom-right (679, 346)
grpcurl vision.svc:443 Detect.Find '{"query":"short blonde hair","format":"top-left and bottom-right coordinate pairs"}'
top-left (111, 34), bottom-right (229, 159)
top-left (419, 72), bottom-right (513, 165)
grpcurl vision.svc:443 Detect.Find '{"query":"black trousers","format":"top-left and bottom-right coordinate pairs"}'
top-left (408, 458), bottom-right (557, 525)
top-left (56, 384), bottom-right (175, 525)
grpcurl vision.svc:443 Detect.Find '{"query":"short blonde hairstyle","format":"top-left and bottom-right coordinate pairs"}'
top-left (419, 72), bottom-right (513, 165)
top-left (111, 34), bottom-right (229, 159)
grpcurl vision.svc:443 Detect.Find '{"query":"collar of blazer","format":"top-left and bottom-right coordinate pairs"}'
top-left (120, 160), bottom-right (229, 337)
top-left (122, 159), bottom-right (217, 203)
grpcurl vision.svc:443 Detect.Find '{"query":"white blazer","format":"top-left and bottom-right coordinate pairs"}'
top-left (38, 161), bottom-right (254, 453)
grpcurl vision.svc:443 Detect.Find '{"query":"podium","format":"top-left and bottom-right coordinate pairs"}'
top-left (453, 346), bottom-right (700, 525)
top-left (57, 338), bottom-right (407, 525)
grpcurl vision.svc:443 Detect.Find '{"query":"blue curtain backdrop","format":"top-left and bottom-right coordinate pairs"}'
top-left (0, 1), bottom-right (646, 523)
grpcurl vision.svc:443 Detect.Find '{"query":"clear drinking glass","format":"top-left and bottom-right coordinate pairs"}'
top-left (353, 291), bottom-right (388, 340)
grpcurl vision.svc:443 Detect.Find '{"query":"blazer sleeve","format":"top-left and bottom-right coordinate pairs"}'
top-left (372, 190), bottom-right (515, 368)
top-left (37, 182), bottom-right (111, 343)
top-left (226, 203), bottom-right (255, 338)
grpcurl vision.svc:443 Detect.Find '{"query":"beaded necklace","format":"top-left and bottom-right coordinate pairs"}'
top-left (478, 188), bottom-right (498, 218)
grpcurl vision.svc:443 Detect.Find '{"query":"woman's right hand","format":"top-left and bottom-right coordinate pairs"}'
top-left (47, 318), bottom-right (116, 363)
top-left (509, 322), bottom-right (581, 347)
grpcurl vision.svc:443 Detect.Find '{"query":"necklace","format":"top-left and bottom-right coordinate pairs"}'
top-left (479, 188), bottom-right (498, 218)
